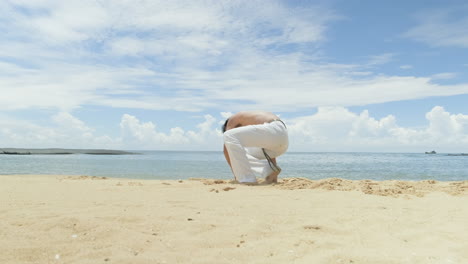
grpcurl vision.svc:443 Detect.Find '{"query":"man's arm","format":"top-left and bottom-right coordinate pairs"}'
top-left (223, 144), bottom-right (232, 170)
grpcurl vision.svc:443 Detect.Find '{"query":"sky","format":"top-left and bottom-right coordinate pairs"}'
top-left (1, 0), bottom-right (468, 152)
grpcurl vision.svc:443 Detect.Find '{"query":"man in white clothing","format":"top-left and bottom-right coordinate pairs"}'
top-left (222, 111), bottom-right (289, 184)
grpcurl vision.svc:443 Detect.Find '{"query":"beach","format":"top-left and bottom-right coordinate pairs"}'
top-left (1, 175), bottom-right (467, 264)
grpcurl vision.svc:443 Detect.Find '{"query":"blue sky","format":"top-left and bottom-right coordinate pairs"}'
top-left (1, 0), bottom-right (468, 152)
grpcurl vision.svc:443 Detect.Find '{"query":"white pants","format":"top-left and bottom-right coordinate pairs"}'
top-left (224, 120), bottom-right (288, 182)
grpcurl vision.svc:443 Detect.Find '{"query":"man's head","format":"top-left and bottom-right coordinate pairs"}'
top-left (222, 118), bottom-right (229, 133)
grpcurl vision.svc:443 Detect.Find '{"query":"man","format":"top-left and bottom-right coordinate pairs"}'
top-left (222, 111), bottom-right (288, 184)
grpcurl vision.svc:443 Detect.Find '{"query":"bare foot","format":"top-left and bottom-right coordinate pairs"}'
top-left (265, 169), bottom-right (281, 184)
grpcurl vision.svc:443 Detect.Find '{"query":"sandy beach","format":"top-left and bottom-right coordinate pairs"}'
top-left (1, 175), bottom-right (467, 264)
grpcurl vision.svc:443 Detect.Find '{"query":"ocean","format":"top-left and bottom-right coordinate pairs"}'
top-left (0, 151), bottom-right (466, 181)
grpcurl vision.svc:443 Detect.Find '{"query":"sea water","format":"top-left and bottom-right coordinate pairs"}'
top-left (0, 151), bottom-right (466, 181)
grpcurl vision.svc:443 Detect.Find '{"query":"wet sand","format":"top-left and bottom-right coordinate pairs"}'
top-left (1, 175), bottom-right (467, 263)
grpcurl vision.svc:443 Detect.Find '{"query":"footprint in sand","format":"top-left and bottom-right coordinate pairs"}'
top-left (236, 240), bottom-right (245, 247)
top-left (303, 225), bottom-right (322, 230)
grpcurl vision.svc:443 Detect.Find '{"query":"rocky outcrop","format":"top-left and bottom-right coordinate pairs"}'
top-left (0, 148), bottom-right (137, 155)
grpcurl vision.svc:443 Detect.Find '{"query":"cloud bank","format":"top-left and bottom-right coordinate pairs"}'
top-left (1, 1), bottom-right (468, 113)
top-left (1, 1), bottom-right (468, 152)
top-left (1, 107), bottom-right (468, 152)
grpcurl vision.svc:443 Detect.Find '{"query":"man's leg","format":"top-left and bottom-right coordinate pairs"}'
top-left (224, 122), bottom-right (287, 183)
top-left (223, 127), bottom-right (258, 183)
top-left (264, 158), bottom-right (280, 183)
top-left (261, 149), bottom-right (281, 183)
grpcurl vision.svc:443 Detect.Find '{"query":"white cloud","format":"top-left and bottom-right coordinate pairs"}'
top-left (120, 114), bottom-right (222, 150)
top-left (425, 106), bottom-right (468, 140)
top-left (195, 115), bottom-right (217, 135)
top-left (287, 106), bottom-right (468, 152)
top-left (220, 112), bottom-right (232, 118)
top-left (430, 72), bottom-right (457, 80)
top-left (3, 0), bottom-right (110, 45)
top-left (109, 35), bottom-right (228, 58)
top-left (191, 63), bottom-right (468, 111)
top-left (347, 71), bottom-right (373, 76)
top-left (1, 107), bottom-right (468, 151)
top-left (5, 0), bottom-right (331, 49)
top-left (0, 117), bottom-right (60, 148)
top-left (0, 0), bottom-right (342, 113)
top-left (367, 53), bottom-right (396, 66)
top-left (0, 63), bottom-right (155, 111)
top-left (53, 112), bottom-right (94, 135)
top-left (400, 65), bottom-right (413, 70)
top-left (0, 112), bottom-right (116, 148)
top-left (404, 7), bottom-right (468, 48)
top-left (1, 1), bottom-right (468, 115)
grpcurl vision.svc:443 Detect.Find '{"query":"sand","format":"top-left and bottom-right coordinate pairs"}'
top-left (1, 175), bottom-right (467, 264)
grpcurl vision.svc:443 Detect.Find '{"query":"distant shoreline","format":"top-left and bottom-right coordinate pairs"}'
top-left (0, 148), bottom-right (138, 155)
top-left (2, 148), bottom-right (466, 156)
